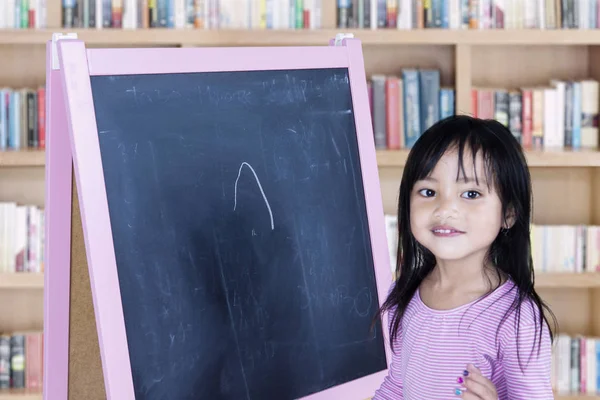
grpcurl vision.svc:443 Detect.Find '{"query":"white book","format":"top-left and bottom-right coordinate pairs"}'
top-left (0, 204), bottom-right (5, 273)
top-left (384, 214), bottom-right (398, 277)
top-left (14, 206), bottom-right (27, 273)
top-left (579, 0), bottom-right (589, 29)
top-left (4, 203), bottom-right (16, 273)
top-left (586, 337), bottom-right (596, 394)
top-left (279, 0), bottom-right (289, 29)
top-left (543, 87), bottom-right (562, 149)
top-left (556, 334), bottom-right (571, 393)
top-left (397, 0), bottom-right (412, 29)
top-left (96, 0), bottom-right (103, 29)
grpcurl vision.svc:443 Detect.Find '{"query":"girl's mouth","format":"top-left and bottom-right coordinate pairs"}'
top-left (431, 225), bottom-right (465, 237)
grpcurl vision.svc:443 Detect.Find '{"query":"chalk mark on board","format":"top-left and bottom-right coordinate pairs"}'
top-left (234, 162), bottom-right (275, 230)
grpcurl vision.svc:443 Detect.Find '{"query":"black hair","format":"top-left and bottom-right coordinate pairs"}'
top-left (378, 115), bottom-right (557, 370)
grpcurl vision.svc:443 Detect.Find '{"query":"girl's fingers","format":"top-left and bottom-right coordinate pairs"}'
top-left (458, 364), bottom-right (497, 400)
top-left (462, 376), bottom-right (492, 399)
top-left (459, 391), bottom-right (482, 400)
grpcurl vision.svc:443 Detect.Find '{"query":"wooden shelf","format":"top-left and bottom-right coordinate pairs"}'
top-left (0, 151), bottom-right (45, 167)
top-left (2, 149), bottom-right (599, 169)
top-left (0, 389), bottom-right (41, 400)
top-left (5, 28), bottom-right (600, 46)
top-left (376, 149), bottom-right (600, 168)
top-left (0, 273), bottom-right (43, 289)
top-left (536, 273), bottom-right (600, 289)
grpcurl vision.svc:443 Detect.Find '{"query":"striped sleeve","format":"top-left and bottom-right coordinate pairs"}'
top-left (372, 313), bottom-right (404, 399)
top-left (500, 302), bottom-right (554, 399)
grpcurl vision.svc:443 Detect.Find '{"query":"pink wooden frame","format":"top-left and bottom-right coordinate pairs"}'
top-left (45, 36), bottom-right (393, 400)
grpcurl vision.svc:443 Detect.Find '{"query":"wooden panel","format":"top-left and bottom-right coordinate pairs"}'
top-left (10, 29), bottom-right (600, 46)
top-left (68, 177), bottom-right (106, 400)
top-left (0, 45), bottom-right (46, 88)
top-left (0, 389), bottom-right (42, 399)
top-left (536, 273), bottom-right (600, 289)
top-left (0, 151), bottom-right (45, 167)
top-left (593, 168), bottom-right (600, 226)
top-left (362, 45), bottom-right (455, 86)
top-left (0, 289), bottom-right (43, 332)
top-left (0, 169), bottom-right (45, 208)
top-left (455, 44), bottom-right (472, 115)
top-left (320, 0), bottom-right (336, 29)
top-left (377, 167), bottom-right (403, 216)
top-left (538, 288), bottom-right (591, 336)
top-left (0, 273), bottom-right (43, 289)
top-left (472, 45), bottom-right (589, 88)
top-left (591, 289), bottom-right (600, 337)
top-left (46, 0), bottom-right (62, 28)
top-left (530, 168), bottom-right (592, 225)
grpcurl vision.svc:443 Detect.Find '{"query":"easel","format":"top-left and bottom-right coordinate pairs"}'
top-left (43, 33), bottom-right (107, 400)
top-left (43, 32), bottom-right (393, 400)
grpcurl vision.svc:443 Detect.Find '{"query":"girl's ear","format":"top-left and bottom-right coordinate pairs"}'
top-left (502, 205), bottom-right (516, 229)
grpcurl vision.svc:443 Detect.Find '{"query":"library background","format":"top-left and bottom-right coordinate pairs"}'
top-left (1, 0), bottom-right (600, 399)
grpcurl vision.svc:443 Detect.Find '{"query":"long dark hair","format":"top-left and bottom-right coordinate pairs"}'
top-left (379, 115), bottom-right (557, 370)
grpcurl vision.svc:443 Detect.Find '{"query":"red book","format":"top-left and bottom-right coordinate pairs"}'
top-left (385, 77), bottom-right (402, 150)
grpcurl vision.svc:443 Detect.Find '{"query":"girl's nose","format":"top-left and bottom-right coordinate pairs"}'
top-left (433, 196), bottom-right (459, 220)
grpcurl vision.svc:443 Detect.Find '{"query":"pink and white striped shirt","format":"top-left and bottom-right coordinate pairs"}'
top-left (373, 279), bottom-right (554, 399)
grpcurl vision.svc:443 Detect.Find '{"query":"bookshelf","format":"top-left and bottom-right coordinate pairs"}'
top-left (1, 0), bottom-right (600, 398)
top-left (0, 390), bottom-right (42, 400)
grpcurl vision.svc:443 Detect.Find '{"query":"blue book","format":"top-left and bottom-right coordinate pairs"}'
top-left (419, 69), bottom-right (440, 132)
top-left (9, 91), bottom-right (20, 150)
top-left (572, 81), bottom-right (581, 149)
top-left (439, 88), bottom-right (455, 119)
top-left (402, 69), bottom-right (421, 148)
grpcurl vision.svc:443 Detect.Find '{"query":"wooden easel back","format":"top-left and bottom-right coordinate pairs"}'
top-left (68, 173), bottom-right (106, 400)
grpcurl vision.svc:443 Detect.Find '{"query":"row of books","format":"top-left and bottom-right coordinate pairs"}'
top-left (0, 202), bottom-right (44, 274)
top-left (383, 216), bottom-right (600, 275)
top-left (60, 0), bottom-right (322, 29)
top-left (368, 70), bottom-right (455, 150)
top-left (473, 79), bottom-right (600, 150)
top-left (554, 334), bottom-right (600, 395)
top-left (0, 331), bottom-right (42, 390)
top-left (337, 0), bottom-right (599, 30)
top-left (0, 87), bottom-right (46, 151)
top-left (531, 225), bottom-right (600, 273)
top-left (0, 0), bottom-right (46, 29)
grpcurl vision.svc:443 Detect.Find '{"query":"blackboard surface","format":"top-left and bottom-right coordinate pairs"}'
top-left (90, 68), bottom-right (386, 400)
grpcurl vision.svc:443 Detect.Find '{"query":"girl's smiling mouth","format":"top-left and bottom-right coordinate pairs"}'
top-left (431, 225), bottom-right (465, 237)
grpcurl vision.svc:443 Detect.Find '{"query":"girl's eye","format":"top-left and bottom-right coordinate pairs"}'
top-left (461, 190), bottom-right (481, 199)
top-left (418, 189), bottom-right (436, 197)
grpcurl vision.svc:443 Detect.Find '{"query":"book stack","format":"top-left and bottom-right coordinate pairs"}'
top-left (0, 202), bottom-right (44, 274)
top-left (553, 334), bottom-right (600, 395)
top-left (0, 87), bottom-right (46, 151)
top-left (368, 70), bottom-right (455, 150)
top-left (383, 216), bottom-right (600, 276)
top-left (531, 224), bottom-right (600, 274)
top-left (337, 0), bottom-right (600, 30)
top-left (0, 331), bottom-right (43, 392)
top-left (0, 1), bottom-right (47, 29)
top-left (473, 79), bottom-right (600, 150)
top-left (59, 0), bottom-right (322, 29)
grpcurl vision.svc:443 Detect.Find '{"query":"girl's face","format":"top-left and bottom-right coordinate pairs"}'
top-left (409, 147), bottom-right (505, 265)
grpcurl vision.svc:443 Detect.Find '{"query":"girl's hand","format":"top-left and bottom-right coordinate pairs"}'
top-left (457, 364), bottom-right (498, 400)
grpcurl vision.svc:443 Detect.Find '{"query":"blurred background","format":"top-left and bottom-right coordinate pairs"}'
top-left (0, 0), bottom-right (599, 398)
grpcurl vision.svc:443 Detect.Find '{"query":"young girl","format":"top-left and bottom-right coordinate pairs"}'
top-left (373, 115), bottom-right (557, 399)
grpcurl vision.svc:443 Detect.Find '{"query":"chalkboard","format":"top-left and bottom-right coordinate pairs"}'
top-left (89, 68), bottom-right (387, 400)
